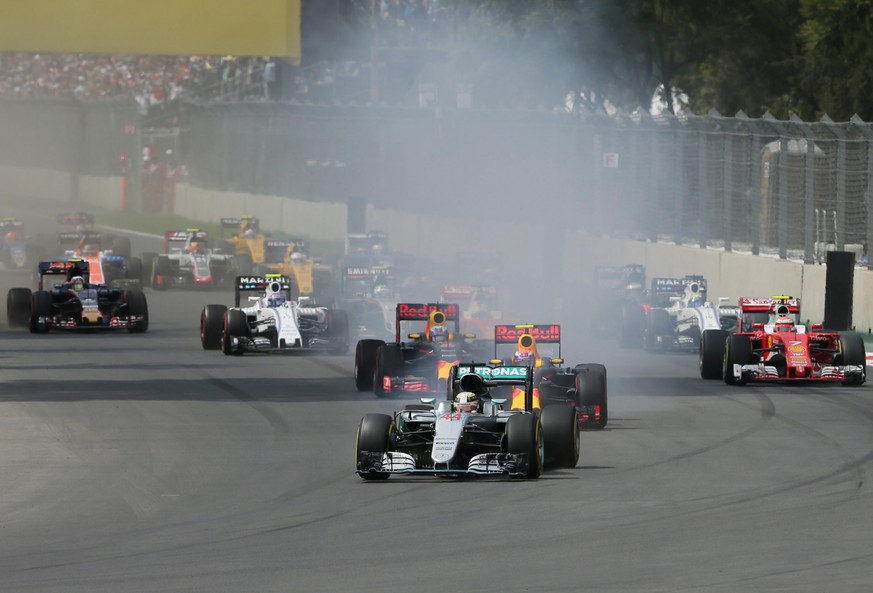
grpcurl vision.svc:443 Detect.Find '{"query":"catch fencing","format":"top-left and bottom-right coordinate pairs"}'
top-left (2, 95), bottom-right (873, 263)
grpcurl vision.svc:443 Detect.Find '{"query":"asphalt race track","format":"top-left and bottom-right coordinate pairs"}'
top-left (2, 219), bottom-right (873, 592)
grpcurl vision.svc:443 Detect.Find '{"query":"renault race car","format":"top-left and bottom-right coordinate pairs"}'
top-left (6, 259), bottom-right (148, 333)
top-left (494, 324), bottom-right (564, 368)
top-left (354, 302), bottom-right (490, 396)
top-left (200, 274), bottom-right (349, 355)
top-left (259, 238), bottom-right (336, 303)
top-left (355, 362), bottom-right (579, 480)
top-left (699, 296), bottom-right (866, 385)
top-left (146, 229), bottom-right (238, 290)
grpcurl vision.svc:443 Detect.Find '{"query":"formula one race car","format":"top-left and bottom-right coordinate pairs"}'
top-left (146, 229), bottom-right (238, 290)
top-left (200, 274), bottom-right (349, 355)
top-left (354, 302), bottom-right (490, 396)
top-left (259, 238), bottom-right (336, 303)
top-left (6, 259), bottom-right (148, 333)
top-left (440, 284), bottom-right (501, 339)
top-left (0, 218), bottom-right (44, 271)
top-left (699, 296), bottom-right (866, 385)
top-left (494, 324), bottom-right (564, 368)
top-left (355, 362), bottom-right (579, 480)
top-left (57, 228), bottom-right (142, 287)
top-left (640, 276), bottom-right (735, 352)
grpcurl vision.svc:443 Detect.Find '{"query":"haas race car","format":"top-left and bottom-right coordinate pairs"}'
top-left (699, 296), bottom-right (866, 386)
top-left (200, 274), bottom-right (349, 355)
top-left (355, 362), bottom-right (579, 480)
top-left (145, 229), bottom-right (238, 290)
top-left (353, 302), bottom-right (490, 396)
top-left (6, 259), bottom-right (148, 333)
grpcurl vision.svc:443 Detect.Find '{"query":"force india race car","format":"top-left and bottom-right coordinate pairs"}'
top-left (200, 274), bottom-right (349, 355)
top-left (6, 259), bottom-right (148, 333)
top-left (354, 302), bottom-right (490, 396)
top-left (146, 229), bottom-right (238, 290)
top-left (699, 296), bottom-right (866, 385)
top-left (355, 362), bottom-right (579, 480)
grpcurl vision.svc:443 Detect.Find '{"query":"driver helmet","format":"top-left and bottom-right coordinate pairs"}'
top-left (5, 230), bottom-right (17, 244)
top-left (267, 293), bottom-right (286, 308)
top-left (429, 323), bottom-right (449, 342)
top-left (775, 316), bottom-right (795, 332)
top-left (373, 284), bottom-right (391, 298)
top-left (242, 226), bottom-right (256, 239)
top-left (187, 240), bottom-right (204, 253)
top-left (513, 349), bottom-right (535, 364)
top-left (71, 276), bottom-right (85, 292)
top-left (290, 251), bottom-right (306, 264)
top-left (688, 293), bottom-right (704, 308)
top-left (454, 391), bottom-right (479, 413)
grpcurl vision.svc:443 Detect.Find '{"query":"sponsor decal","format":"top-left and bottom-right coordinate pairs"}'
top-left (439, 413), bottom-right (463, 421)
top-left (494, 324), bottom-right (561, 343)
top-left (457, 365), bottom-right (529, 379)
top-left (653, 278), bottom-right (683, 288)
top-left (397, 303), bottom-right (460, 321)
top-left (788, 342), bottom-right (806, 354)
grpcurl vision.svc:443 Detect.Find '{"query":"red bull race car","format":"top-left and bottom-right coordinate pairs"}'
top-left (354, 302), bottom-right (490, 396)
top-left (699, 296), bottom-right (866, 385)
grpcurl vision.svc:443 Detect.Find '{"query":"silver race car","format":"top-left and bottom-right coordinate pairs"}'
top-left (200, 274), bottom-right (349, 355)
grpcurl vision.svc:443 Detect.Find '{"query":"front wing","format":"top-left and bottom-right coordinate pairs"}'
top-left (729, 363), bottom-right (865, 382)
top-left (357, 451), bottom-right (531, 477)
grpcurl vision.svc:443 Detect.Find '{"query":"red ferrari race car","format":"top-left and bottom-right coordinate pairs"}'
top-left (699, 296), bottom-right (866, 386)
top-left (354, 302), bottom-right (490, 396)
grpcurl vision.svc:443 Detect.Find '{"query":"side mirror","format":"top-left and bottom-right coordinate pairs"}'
top-left (489, 359), bottom-right (503, 366)
top-left (751, 323), bottom-right (764, 330)
top-left (551, 358), bottom-right (564, 365)
top-left (464, 332), bottom-right (476, 340)
top-left (408, 333), bottom-right (421, 340)
top-left (810, 323), bottom-right (823, 330)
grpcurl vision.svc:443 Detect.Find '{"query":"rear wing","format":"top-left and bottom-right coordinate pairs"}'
top-left (738, 296), bottom-right (800, 315)
top-left (58, 231), bottom-right (101, 245)
top-left (344, 264), bottom-right (394, 280)
top-left (164, 229), bottom-right (208, 252)
top-left (394, 303), bottom-right (460, 341)
top-left (345, 230), bottom-right (388, 255)
top-left (234, 274), bottom-right (291, 307)
top-left (0, 218), bottom-right (23, 231)
top-left (494, 324), bottom-right (561, 344)
top-left (448, 363), bottom-right (535, 412)
top-left (220, 216), bottom-right (259, 235)
top-left (57, 212), bottom-right (94, 228)
top-left (37, 259), bottom-right (90, 290)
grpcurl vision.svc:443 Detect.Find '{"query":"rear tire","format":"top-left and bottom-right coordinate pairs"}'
top-left (152, 255), bottom-right (171, 290)
top-left (840, 334), bottom-right (866, 386)
top-left (374, 343), bottom-right (403, 397)
top-left (355, 339), bottom-right (384, 391)
top-left (645, 308), bottom-right (673, 352)
top-left (200, 304), bottom-right (228, 350)
top-left (7, 287), bottom-right (32, 329)
top-left (700, 329), bottom-right (728, 379)
top-left (723, 334), bottom-right (751, 385)
top-left (541, 404), bottom-right (580, 469)
top-left (505, 414), bottom-right (543, 479)
top-left (326, 309), bottom-right (350, 355)
top-left (126, 257), bottom-right (144, 285)
top-left (110, 235), bottom-right (132, 258)
top-left (575, 364), bottom-right (608, 429)
top-left (125, 290), bottom-right (149, 333)
top-left (356, 413), bottom-right (394, 480)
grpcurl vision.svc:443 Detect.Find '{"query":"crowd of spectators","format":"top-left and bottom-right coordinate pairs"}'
top-left (0, 54), bottom-right (276, 113)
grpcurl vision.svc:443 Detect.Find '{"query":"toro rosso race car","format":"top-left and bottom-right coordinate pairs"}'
top-left (355, 362), bottom-right (579, 480)
top-left (699, 296), bottom-right (866, 385)
top-left (146, 229), bottom-right (238, 290)
top-left (354, 303), bottom-right (490, 396)
top-left (200, 274), bottom-right (349, 355)
top-left (6, 259), bottom-right (148, 333)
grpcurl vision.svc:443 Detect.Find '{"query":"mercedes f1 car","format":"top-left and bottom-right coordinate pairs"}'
top-left (354, 303), bottom-right (490, 396)
top-left (355, 362), bottom-right (579, 480)
top-left (146, 229), bottom-right (238, 290)
top-left (6, 259), bottom-right (148, 333)
top-left (699, 296), bottom-right (866, 385)
top-left (200, 274), bottom-right (349, 355)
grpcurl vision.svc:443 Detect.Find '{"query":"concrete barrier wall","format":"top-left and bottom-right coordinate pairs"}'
top-left (5, 163), bottom-right (872, 329)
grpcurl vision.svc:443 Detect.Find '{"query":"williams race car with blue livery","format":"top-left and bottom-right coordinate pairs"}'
top-left (355, 362), bottom-right (579, 480)
top-left (200, 274), bottom-right (349, 355)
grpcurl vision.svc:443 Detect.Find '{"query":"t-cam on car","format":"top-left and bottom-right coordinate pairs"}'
top-left (699, 296), bottom-right (865, 385)
top-left (355, 362), bottom-right (579, 480)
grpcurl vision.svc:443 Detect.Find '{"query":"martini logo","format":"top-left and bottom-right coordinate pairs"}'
top-left (239, 277), bottom-right (266, 284)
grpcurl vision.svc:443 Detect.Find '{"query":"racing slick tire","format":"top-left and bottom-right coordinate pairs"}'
top-left (700, 329), bottom-right (728, 379)
top-left (355, 339), bottom-right (384, 391)
top-left (356, 413), bottom-right (395, 480)
top-left (619, 303), bottom-right (646, 348)
top-left (723, 334), bottom-right (752, 386)
top-left (575, 363), bottom-right (608, 429)
top-left (126, 257), bottom-right (144, 285)
top-left (374, 343), bottom-right (403, 397)
top-left (125, 290), bottom-right (149, 333)
top-left (326, 308), bottom-right (350, 355)
top-left (109, 235), bottom-right (132, 258)
top-left (839, 334), bottom-right (866, 386)
top-left (152, 255), bottom-right (172, 290)
top-left (645, 308), bottom-right (673, 352)
top-left (505, 414), bottom-right (543, 479)
top-left (540, 404), bottom-right (580, 469)
top-left (141, 252), bottom-right (157, 283)
top-left (7, 287), bottom-right (32, 329)
top-left (29, 290), bottom-right (52, 334)
top-left (200, 304), bottom-right (227, 350)
top-left (221, 309), bottom-right (248, 355)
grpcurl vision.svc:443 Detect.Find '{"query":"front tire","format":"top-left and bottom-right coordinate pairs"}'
top-left (700, 329), bottom-right (728, 379)
top-left (505, 414), bottom-right (543, 479)
top-left (29, 290), bottom-right (53, 334)
top-left (356, 413), bottom-right (394, 480)
top-left (355, 339), bottom-right (384, 391)
top-left (126, 290), bottom-right (149, 333)
top-left (723, 334), bottom-right (751, 385)
top-left (201, 304), bottom-right (228, 350)
top-left (221, 309), bottom-right (248, 355)
top-left (541, 404), bottom-right (580, 469)
top-left (840, 334), bottom-right (866, 386)
top-left (373, 344), bottom-right (403, 397)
